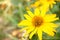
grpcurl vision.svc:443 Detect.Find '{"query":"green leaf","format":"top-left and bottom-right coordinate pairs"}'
top-left (31, 34), bottom-right (38, 40)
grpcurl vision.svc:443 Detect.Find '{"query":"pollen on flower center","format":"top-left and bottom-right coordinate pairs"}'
top-left (32, 16), bottom-right (43, 27)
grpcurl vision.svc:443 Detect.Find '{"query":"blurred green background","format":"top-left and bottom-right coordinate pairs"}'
top-left (0, 0), bottom-right (60, 40)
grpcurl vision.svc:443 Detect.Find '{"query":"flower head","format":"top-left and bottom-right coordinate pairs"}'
top-left (18, 8), bottom-right (59, 40)
top-left (31, 0), bottom-right (56, 8)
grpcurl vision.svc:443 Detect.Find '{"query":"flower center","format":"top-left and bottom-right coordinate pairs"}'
top-left (32, 16), bottom-right (43, 27)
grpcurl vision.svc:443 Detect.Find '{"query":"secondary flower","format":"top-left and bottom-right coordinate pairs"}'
top-left (31, 0), bottom-right (56, 8)
top-left (18, 8), bottom-right (59, 40)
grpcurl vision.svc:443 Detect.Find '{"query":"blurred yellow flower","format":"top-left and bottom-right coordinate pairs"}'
top-left (31, 0), bottom-right (56, 8)
top-left (18, 8), bottom-right (59, 40)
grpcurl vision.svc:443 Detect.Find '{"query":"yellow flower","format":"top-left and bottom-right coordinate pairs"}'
top-left (31, 0), bottom-right (56, 8)
top-left (18, 8), bottom-right (59, 40)
top-left (41, 0), bottom-right (56, 8)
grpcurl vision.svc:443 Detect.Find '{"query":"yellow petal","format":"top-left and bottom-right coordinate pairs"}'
top-left (46, 25), bottom-right (56, 32)
top-left (27, 11), bottom-right (34, 17)
top-left (34, 8), bottom-right (40, 16)
top-left (40, 5), bottom-right (49, 16)
top-left (42, 23), bottom-right (58, 28)
top-left (37, 28), bottom-right (42, 40)
top-left (44, 14), bottom-right (59, 22)
top-left (18, 20), bottom-right (31, 26)
top-left (24, 14), bottom-right (32, 21)
top-left (29, 28), bottom-right (38, 39)
top-left (42, 23), bottom-right (56, 36)
top-left (20, 27), bottom-right (29, 32)
top-left (45, 17), bottom-right (59, 22)
top-left (43, 28), bottom-right (55, 36)
top-left (24, 27), bottom-right (35, 37)
top-left (44, 14), bottom-right (56, 18)
top-left (30, 1), bottom-right (40, 8)
top-left (34, 1), bottom-right (40, 7)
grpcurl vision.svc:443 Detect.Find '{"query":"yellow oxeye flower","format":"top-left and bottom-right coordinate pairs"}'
top-left (31, 0), bottom-right (56, 8)
top-left (18, 8), bottom-right (59, 40)
top-left (41, 0), bottom-right (56, 8)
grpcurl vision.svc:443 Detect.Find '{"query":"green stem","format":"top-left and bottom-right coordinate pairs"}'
top-left (18, 3), bottom-right (24, 20)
